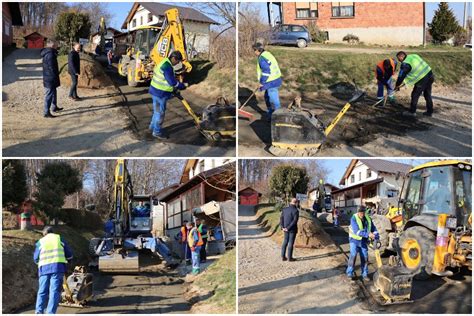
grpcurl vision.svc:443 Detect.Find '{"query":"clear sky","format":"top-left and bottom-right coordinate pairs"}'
top-left (253, 2), bottom-right (470, 25)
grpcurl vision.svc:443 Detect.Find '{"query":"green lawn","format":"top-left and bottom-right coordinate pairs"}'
top-left (192, 247), bottom-right (236, 313)
top-left (239, 47), bottom-right (472, 93)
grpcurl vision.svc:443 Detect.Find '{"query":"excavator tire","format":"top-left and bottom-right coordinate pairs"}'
top-left (371, 214), bottom-right (392, 253)
top-left (399, 225), bottom-right (435, 280)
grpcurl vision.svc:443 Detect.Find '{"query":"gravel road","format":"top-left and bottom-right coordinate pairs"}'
top-left (238, 205), bottom-right (366, 314)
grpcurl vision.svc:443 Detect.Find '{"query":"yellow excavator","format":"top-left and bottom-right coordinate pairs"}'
top-left (118, 8), bottom-right (191, 87)
top-left (372, 160), bottom-right (472, 304)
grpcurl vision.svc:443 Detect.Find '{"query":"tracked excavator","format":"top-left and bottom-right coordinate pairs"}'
top-left (89, 159), bottom-right (176, 273)
top-left (371, 160), bottom-right (472, 304)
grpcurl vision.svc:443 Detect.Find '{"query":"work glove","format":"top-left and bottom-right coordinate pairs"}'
top-left (258, 85), bottom-right (265, 92)
top-left (191, 247), bottom-right (196, 252)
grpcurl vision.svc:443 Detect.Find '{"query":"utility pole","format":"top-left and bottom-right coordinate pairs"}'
top-left (463, 2), bottom-right (468, 29)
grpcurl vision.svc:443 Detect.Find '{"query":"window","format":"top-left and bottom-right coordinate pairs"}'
top-left (167, 199), bottom-right (181, 229)
top-left (358, 172), bottom-right (361, 181)
top-left (367, 169), bottom-right (372, 178)
top-left (132, 19), bottom-right (137, 28)
top-left (350, 175), bottom-right (355, 183)
top-left (291, 25), bottom-right (305, 32)
top-left (140, 16), bottom-right (143, 25)
top-left (4, 21), bottom-right (10, 36)
top-left (148, 13), bottom-right (153, 23)
top-left (295, 2), bottom-right (318, 19)
top-left (332, 2), bottom-right (355, 17)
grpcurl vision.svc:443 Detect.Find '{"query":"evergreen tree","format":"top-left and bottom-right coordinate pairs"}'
top-left (269, 164), bottom-right (309, 204)
top-left (2, 160), bottom-right (28, 212)
top-left (54, 11), bottom-right (91, 48)
top-left (428, 2), bottom-right (461, 44)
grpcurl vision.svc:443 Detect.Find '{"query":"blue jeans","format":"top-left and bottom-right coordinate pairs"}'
top-left (191, 246), bottom-right (201, 273)
top-left (333, 216), bottom-right (339, 227)
top-left (35, 272), bottom-right (64, 314)
top-left (149, 95), bottom-right (167, 134)
top-left (264, 87), bottom-right (281, 116)
top-left (377, 78), bottom-right (394, 99)
top-left (346, 241), bottom-right (369, 277)
top-left (44, 88), bottom-right (58, 115)
top-left (281, 231), bottom-right (296, 259)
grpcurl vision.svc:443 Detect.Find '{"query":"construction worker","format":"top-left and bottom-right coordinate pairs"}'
top-left (333, 206), bottom-right (340, 227)
top-left (196, 218), bottom-right (208, 263)
top-left (41, 40), bottom-right (63, 118)
top-left (252, 43), bottom-right (282, 121)
top-left (149, 51), bottom-right (186, 139)
top-left (346, 206), bottom-right (379, 281)
top-left (178, 220), bottom-right (191, 264)
top-left (395, 51), bottom-right (434, 117)
top-left (34, 226), bottom-right (73, 314)
top-left (68, 42), bottom-right (81, 101)
top-left (280, 198), bottom-right (299, 262)
top-left (187, 221), bottom-right (204, 275)
top-left (375, 58), bottom-right (397, 106)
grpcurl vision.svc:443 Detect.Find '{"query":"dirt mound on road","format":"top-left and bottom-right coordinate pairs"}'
top-left (295, 214), bottom-right (334, 248)
top-left (60, 54), bottom-right (113, 89)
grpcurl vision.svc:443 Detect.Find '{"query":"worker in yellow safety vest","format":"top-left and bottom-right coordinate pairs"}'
top-left (187, 221), bottom-right (204, 275)
top-left (395, 51), bottom-right (434, 117)
top-left (149, 51), bottom-right (187, 139)
top-left (196, 218), bottom-right (209, 263)
top-left (346, 206), bottom-right (379, 282)
top-left (34, 226), bottom-right (73, 314)
top-left (252, 42), bottom-right (282, 121)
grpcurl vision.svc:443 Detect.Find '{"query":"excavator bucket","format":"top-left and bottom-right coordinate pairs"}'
top-left (99, 250), bottom-right (140, 273)
top-left (373, 265), bottom-right (414, 305)
top-left (60, 266), bottom-right (94, 308)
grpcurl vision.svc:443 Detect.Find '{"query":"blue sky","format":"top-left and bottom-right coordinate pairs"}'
top-left (255, 2), bottom-right (470, 25)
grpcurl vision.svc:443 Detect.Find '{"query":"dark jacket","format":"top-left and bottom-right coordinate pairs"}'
top-left (280, 204), bottom-right (299, 232)
top-left (68, 50), bottom-right (80, 75)
top-left (41, 48), bottom-right (60, 89)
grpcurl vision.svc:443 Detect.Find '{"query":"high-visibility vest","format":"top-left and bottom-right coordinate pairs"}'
top-left (150, 58), bottom-right (174, 92)
top-left (180, 226), bottom-right (187, 242)
top-left (198, 223), bottom-right (208, 239)
top-left (348, 214), bottom-right (372, 241)
top-left (375, 58), bottom-right (396, 78)
top-left (257, 51), bottom-right (281, 82)
top-left (187, 227), bottom-right (204, 248)
top-left (38, 233), bottom-right (67, 267)
top-left (402, 54), bottom-right (431, 86)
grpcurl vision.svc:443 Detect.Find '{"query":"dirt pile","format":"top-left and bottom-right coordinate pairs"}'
top-left (60, 54), bottom-right (113, 89)
top-left (295, 214), bottom-right (334, 248)
top-left (2, 211), bottom-right (18, 229)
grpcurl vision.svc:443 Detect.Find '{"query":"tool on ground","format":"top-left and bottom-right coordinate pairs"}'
top-left (270, 83), bottom-right (365, 153)
top-left (60, 266), bottom-right (94, 308)
top-left (238, 87), bottom-right (259, 120)
top-left (174, 92), bottom-right (236, 141)
top-left (370, 161), bottom-right (472, 305)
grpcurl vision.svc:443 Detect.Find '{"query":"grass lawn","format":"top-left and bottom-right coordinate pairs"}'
top-left (239, 46), bottom-right (472, 94)
top-left (189, 59), bottom-right (236, 99)
top-left (192, 247), bottom-right (236, 313)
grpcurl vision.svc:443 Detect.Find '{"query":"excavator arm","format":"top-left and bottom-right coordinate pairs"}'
top-left (111, 159), bottom-right (133, 240)
top-left (150, 8), bottom-right (192, 76)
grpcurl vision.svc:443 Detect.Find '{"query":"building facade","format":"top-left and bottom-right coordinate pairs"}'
top-left (281, 2), bottom-right (425, 45)
top-left (2, 2), bottom-right (23, 47)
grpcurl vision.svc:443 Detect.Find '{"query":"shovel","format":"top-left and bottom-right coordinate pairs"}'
top-left (238, 86), bottom-right (259, 120)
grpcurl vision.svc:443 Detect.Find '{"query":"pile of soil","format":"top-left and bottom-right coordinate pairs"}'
top-left (60, 54), bottom-right (113, 89)
top-left (294, 214), bottom-right (334, 248)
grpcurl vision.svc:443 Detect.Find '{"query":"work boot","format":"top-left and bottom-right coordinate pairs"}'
top-left (402, 111), bottom-right (416, 117)
top-left (288, 257), bottom-right (296, 262)
top-left (282, 256), bottom-right (288, 261)
top-left (43, 112), bottom-right (55, 118)
top-left (388, 96), bottom-right (396, 104)
top-left (362, 275), bottom-right (371, 282)
top-left (152, 132), bottom-right (168, 140)
top-left (192, 268), bottom-right (200, 275)
top-left (422, 111), bottom-right (433, 117)
top-left (52, 107), bottom-right (64, 112)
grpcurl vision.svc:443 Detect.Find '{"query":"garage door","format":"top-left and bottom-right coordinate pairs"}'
top-left (240, 194), bottom-right (258, 205)
top-left (28, 37), bottom-right (43, 49)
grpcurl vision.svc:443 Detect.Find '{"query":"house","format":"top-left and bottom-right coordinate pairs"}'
top-left (307, 183), bottom-right (339, 209)
top-left (159, 159), bottom-right (235, 255)
top-left (91, 27), bottom-right (122, 51)
top-left (24, 32), bottom-right (46, 49)
top-left (238, 187), bottom-right (262, 205)
top-left (280, 2), bottom-right (426, 45)
top-left (121, 2), bottom-right (219, 54)
top-left (332, 159), bottom-right (412, 214)
top-left (3, 2), bottom-right (23, 47)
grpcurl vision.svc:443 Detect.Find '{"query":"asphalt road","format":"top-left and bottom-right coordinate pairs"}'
top-left (318, 212), bottom-right (472, 314)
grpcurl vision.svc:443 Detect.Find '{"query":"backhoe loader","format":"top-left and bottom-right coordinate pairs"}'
top-left (89, 159), bottom-right (176, 273)
top-left (118, 8), bottom-right (192, 87)
top-left (372, 160), bottom-right (472, 304)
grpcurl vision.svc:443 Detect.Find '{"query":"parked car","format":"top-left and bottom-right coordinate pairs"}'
top-left (258, 24), bottom-right (312, 48)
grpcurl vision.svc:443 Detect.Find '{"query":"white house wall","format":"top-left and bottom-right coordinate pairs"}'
top-left (345, 162), bottom-right (378, 186)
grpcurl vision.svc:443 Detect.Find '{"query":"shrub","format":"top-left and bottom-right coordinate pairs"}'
top-left (343, 34), bottom-right (359, 45)
top-left (306, 22), bottom-right (328, 43)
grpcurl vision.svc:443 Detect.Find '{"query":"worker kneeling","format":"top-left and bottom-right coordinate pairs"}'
top-left (34, 226), bottom-right (74, 314)
top-left (187, 222), bottom-right (204, 275)
top-left (346, 206), bottom-right (379, 281)
top-left (149, 51), bottom-right (186, 139)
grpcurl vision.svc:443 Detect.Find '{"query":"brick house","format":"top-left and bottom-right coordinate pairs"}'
top-left (2, 2), bottom-right (23, 47)
top-left (280, 2), bottom-right (426, 45)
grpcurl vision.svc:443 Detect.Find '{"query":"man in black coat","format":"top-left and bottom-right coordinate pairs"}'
top-left (68, 43), bottom-right (81, 100)
top-left (41, 40), bottom-right (62, 118)
top-left (280, 198), bottom-right (299, 261)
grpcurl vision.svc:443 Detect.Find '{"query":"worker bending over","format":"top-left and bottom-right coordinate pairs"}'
top-left (34, 226), bottom-right (73, 314)
top-left (346, 206), bottom-right (378, 281)
top-left (375, 58), bottom-right (397, 106)
top-left (253, 43), bottom-right (282, 121)
top-left (395, 51), bottom-right (434, 117)
top-left (149, 51), bottom-right (186, 139)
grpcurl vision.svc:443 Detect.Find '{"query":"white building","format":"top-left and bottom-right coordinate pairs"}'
top-left (121, 2), bottom-right (218, 54)
top-left (332, 159), bottom-right (412, 214)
